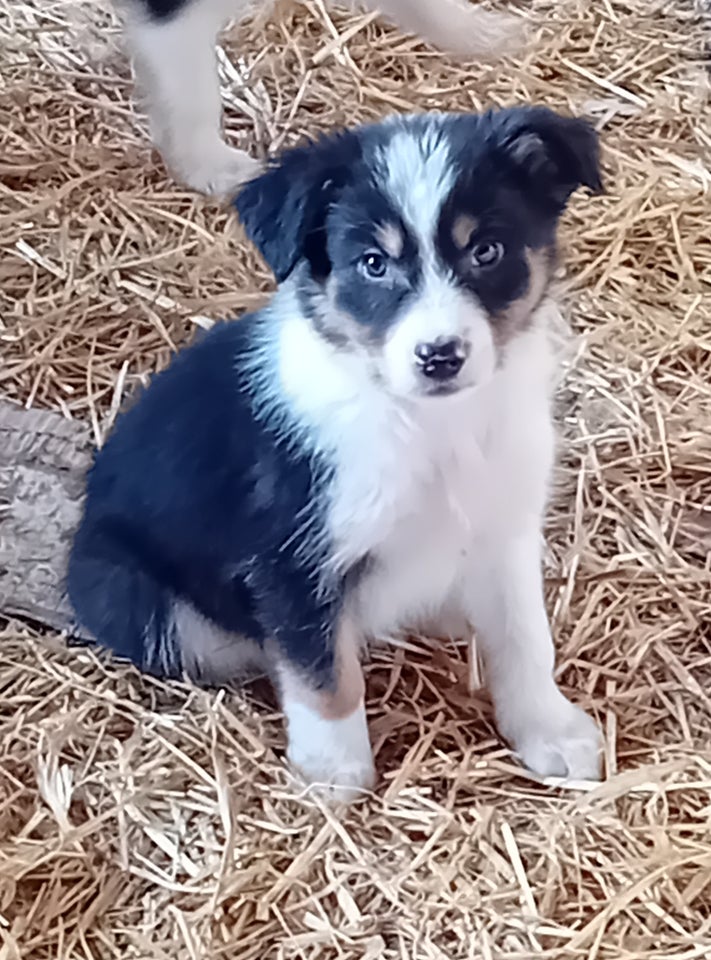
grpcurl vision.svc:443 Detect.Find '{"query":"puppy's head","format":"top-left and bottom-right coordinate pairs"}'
top-left (235, 107), bottom-right (602, 399)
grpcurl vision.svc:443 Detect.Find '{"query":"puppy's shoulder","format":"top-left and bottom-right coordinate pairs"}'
top-left (88, 313), bottom-right (267, 486)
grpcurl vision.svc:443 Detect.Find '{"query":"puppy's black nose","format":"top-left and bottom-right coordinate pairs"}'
top-left (415, 337), bottom-right (467, 381)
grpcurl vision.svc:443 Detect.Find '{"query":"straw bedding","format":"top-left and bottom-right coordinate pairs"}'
top-left (1, 0), bottom-right (710, 956)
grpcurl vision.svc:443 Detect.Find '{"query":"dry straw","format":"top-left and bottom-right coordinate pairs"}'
top-left (1, 0), bottom-right (711, 957)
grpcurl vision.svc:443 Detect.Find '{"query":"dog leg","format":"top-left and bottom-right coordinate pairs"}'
top-left (125, 0), bottom-right (262, 196)
top-left (272, 616), bottom-right (375, 803)
top-left (464, 526), bottom-right (602, 780)
top-left (353, 0), bottom-right (526, 58)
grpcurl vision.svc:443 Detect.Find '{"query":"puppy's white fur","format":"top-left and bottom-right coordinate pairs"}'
top-left (122, 0), bottom-right (525, 195)
top-left (271, 286), bottom-right (601, 789)
top-left (284, 698), bottom-right (375, 803)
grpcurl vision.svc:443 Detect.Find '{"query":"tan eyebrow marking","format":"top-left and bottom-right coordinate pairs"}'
top-left (452, 214), bottom-right (479, 250)
top-left (489, 245), bottom-right (553, 351)
top-left (375, 222), bottom-right (404, 259)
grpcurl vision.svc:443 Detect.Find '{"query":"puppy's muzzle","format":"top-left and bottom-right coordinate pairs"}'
top-left (414, 336), bottom-right (469, 382)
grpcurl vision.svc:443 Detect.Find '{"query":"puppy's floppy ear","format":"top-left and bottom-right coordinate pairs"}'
top-left (492, 106), bottom-right (603, 210)
top-left (234, 130), bottom-right (360, 283)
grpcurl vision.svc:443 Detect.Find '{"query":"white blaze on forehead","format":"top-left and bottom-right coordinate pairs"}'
top-left (377, 123), bottom-right (455, 245)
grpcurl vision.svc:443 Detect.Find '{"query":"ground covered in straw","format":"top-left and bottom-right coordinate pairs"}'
top-left (2, 0), bottom-right (711, 956)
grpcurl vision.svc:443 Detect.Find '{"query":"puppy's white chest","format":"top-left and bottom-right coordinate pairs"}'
top-left (329, 401), bottom-right (491, 635)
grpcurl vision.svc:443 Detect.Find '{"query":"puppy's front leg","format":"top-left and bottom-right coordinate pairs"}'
top-left (465, 527), bottom-right (602, 780)
top-left (271, 615), bottom-right (375, 803)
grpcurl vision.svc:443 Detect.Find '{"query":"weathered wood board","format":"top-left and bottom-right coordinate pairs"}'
top-left (0, 401), bottom-right (92, 636)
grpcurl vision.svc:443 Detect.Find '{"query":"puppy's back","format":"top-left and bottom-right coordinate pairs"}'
top-left (83, 318), bottom-right (257, 540)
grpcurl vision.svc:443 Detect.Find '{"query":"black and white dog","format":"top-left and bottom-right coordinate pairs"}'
top-left (68, 106), bottom-right (603, 801)
top-left (121, 0), bottom-right (525, 195)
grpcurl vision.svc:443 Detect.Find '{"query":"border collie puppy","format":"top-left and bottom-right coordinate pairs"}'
top-left (67, 106), bottom-right (603, 801)
top-left (120, 0), bottom-right (525, 195)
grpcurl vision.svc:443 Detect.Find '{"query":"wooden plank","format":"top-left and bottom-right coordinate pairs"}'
top-left (0, 400), bottom-right (93, 636)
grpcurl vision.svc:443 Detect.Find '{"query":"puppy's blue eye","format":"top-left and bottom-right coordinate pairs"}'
top-left (361, 251), bottom-right (388, 279)
top-left (472, 241), bottom-right (504, 268)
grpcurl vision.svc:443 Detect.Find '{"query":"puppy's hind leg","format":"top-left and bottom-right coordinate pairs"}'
top-left (67, 524), bottom-right (184, 678)
top-left (353, 0), bottom-right (526, 59)
top-left (125, 0), bottom-right (262, 196)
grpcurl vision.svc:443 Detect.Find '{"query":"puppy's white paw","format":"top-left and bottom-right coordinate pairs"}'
top-left (499, 690), bottom-right (602, 780)
top-left (290, 755), bottom-right (376, 805)
top-left (285, 700), bottom-right (375, 805)
top-left (452, 9), bottom-right (528, 58)
top-left (164, 140), bottom-right (263, 198)
top-left (394, 2), bottom-right (528, 60)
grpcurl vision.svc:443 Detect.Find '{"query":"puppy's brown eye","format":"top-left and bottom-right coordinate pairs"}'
top-left (361, 251), bottom-right (388, 279)
top-left (472, 241), bottom-right (504, 268)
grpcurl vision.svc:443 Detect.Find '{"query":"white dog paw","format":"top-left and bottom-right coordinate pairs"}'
top-left (285, 701), bottom-right (375, 804)
top-left (165, 141), bottom-right (263, 198)
top-left (456, 9), bottom-right (528, 58)
top-left (290, 755), bottom-right (376, 805)
top-left (500, 692), bottom-right (602, 780)
top-left (407, 4), bottom-right (527, 60)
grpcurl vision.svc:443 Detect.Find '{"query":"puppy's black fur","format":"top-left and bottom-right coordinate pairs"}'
top-left (67, 317), bottom-right (342, 681)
